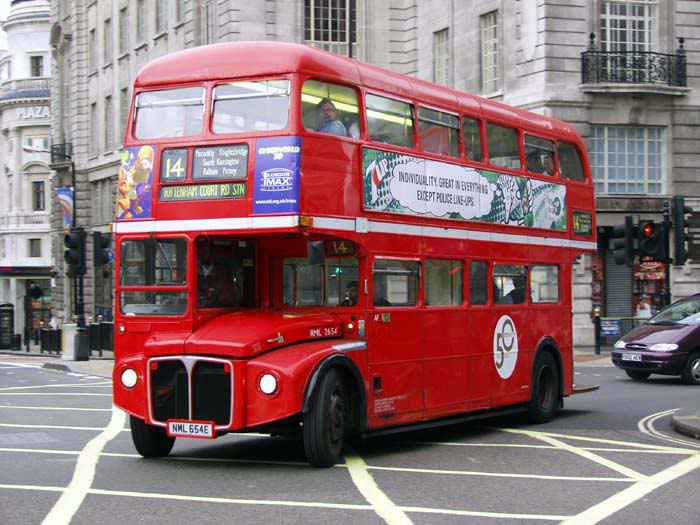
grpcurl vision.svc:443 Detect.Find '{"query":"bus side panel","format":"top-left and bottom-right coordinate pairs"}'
top-left (422, 309), bottom-right (470, 418)
top-left (366, 309), bottom-right (424, 429)
top-left (299, 136), bottom-right (361, 217)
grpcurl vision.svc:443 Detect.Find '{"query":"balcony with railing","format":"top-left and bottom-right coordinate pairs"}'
top-left (0, 212), bottom-right (50, 231)
top-left (581, 34), bottom-right (689, 95)
top-left (0, 77), bottom-right (50, 101)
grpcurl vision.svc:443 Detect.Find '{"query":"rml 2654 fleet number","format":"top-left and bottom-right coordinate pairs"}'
top-left (309, 326), bottom-right (339, 338)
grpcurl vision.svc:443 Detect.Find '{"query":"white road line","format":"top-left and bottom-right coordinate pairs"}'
top-left (0, 392), bottom-right (111, 396)
top-left (0, 405), bottom-right (111, 412)
top-left (517, 428), bottom-right (695, 454)
top-left (1, 483), bottom-right (374, 511)
top-left (344, 447), bottom-right (413, 525)
top-left (639, 409), bottom-right (700, 450)
top-left (0, 423), bottom-right (120, 432)
top-left (393, 439), bottom-right (691, 454)
top-left (0, 382), bottom-right (112, 391)
top-left (367, 465), bottom-right (633, 482)
top-left (0, 483), bottom-right (573, 521)
top-left (41, 405), bottom-right (126, 525)
top-left (499, 428), bottom-right (646, 481)
top-left (560, 453), bottom-right (700, 525)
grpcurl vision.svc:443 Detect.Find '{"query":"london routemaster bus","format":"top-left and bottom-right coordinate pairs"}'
top-left (113, 41), bottom-right (597, 467)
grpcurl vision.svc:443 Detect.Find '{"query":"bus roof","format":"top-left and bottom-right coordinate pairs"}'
top-left (135, 41), bottom-right (579, 141)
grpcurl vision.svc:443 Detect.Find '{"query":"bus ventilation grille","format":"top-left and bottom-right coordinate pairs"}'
top-left (150, 358), bottom-right (232, 426)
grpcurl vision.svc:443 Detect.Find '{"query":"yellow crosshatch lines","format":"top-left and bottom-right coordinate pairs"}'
top-left (0, 390), bottom-right (698, 525)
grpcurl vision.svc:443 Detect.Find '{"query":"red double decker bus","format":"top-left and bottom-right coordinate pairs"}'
top-left (113, 41), bottom-right (597, 467)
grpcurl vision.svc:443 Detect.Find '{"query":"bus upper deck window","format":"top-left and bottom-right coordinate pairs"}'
top-left (213, 80), bottom-right (290, 134)
top-left (486, 123), bottom-right (521, 169)
top-left (525, 135), bottom-right (555, 176)
top-left (134, 87), bottom-right (205, 139)
top-left (463, 117), bottom-right (483, 162)
top-left (557, 141), bottom-right (585, 182)
top-left (366, 94), bottom-right (414, 148)
top-left (418, 108), bottom-right (459, 157)
top-left (301, 80), bottom-right (359, 138)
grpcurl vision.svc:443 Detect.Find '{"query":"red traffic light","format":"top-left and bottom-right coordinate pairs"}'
top-left (641, 222), bottom-right (654, 238)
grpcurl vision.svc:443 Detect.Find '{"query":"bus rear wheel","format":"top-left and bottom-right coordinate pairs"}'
top-left (527, 351), bottom-right (559, 423)
top-left (303, 368), bottom-right (346, 467)
top-left (130, 415), bottom-right (175, 458)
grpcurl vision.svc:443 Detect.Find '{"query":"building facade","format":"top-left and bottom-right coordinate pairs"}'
top-left (0, 0), bottom-right (52, 344)
top-left (48, 0), bottom-right (700, 348)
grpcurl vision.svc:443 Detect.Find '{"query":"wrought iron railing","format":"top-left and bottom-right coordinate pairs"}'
top-left (51, 143), bottom-right (73, 164)
top-left (582, 34), bottom-right (687, 88)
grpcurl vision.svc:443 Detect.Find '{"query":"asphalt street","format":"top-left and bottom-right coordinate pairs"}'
top-left (0, 351), bottom-right (698, 525)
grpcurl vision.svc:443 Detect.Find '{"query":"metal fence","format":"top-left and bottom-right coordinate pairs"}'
top-left (39, 321), bottom-right (113, 357)
top-left (594, 316), bottom-right (647, 354)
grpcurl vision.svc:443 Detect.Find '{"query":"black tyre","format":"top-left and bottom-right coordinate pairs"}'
top-left (527, 351), bottom-right (559, 423)
top-left (130, 415), bottom-right (175, 458)
top-left (681, 353), bottom-right (700, 385)
top-left (303, 368), bottom-right (346, 467)
top-left (625, 370), bottom-right (651, 381)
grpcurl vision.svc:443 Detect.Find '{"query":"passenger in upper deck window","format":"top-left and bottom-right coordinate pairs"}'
top-left (315, 98), bottom-right (347, 136)
top-left (543, 154), bottom-right (555, 176)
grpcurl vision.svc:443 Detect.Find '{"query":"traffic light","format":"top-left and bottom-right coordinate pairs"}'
top-left (638, 220), bottom-right (666, 261)
top-left (610, 215), bottom-right (635, 266)
top-left (672, 196), bottom-right (692, 266)
top-left (93, 231), bottom-right (113, 267)
top-left (64, 227), bottom-right (86, 276)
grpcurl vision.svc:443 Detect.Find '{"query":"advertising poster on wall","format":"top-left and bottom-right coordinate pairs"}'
top-left (363, 148), bottom-right (567, 231)
top-left (253, 136), bottom-right (301, 214)
top-left (116, 146), bottom-right (155, 220)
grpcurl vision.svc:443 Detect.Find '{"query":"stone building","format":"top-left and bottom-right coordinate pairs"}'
top-left (48, 0), bottom-right (700, 348)
top-left (0, 0), bottom-right (52, 345)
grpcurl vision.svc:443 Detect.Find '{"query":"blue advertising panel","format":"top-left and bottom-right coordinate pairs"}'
top-left (253, 136), bottom-right (301, 214)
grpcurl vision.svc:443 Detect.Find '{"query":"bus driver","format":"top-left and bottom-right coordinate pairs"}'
top-left (315, 98), bottom-right (347, 136)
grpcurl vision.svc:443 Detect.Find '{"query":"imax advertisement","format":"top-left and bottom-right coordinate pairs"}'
top-left (253, 136), bottom-right (301, 214)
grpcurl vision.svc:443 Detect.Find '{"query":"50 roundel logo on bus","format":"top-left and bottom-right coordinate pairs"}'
top-left (260, 168), bottom-right (294, 192)
top-left (493, 315), bottom-right (518, 379)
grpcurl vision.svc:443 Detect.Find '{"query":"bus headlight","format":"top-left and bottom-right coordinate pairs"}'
top-left (120, 368), bottom-right (138, 388)
top-left (259, 373), bottom-right (278, 395)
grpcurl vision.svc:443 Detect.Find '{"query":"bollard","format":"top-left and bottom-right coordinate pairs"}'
top-left (592, 306), bottom-right (601, 355)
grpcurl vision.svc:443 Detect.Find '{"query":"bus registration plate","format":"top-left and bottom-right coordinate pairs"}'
top-left (621, 353), bottom-right (642, 362)
top-left (166, 420), bottom-right (216, 439)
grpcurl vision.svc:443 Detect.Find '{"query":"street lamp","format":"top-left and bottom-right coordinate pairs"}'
top-left (23, 144), bottom-right (89, 360)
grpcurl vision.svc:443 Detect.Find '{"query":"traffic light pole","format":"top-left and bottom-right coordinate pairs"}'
top-left (70, 160), bottom-right (88, 360)
top-left (663, 200), bottom-right (671, 308)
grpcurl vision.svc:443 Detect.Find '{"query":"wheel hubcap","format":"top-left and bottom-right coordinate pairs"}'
top-left (691, 358), bottom-right (700, 381)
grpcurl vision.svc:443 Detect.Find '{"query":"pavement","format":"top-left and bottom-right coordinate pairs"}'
top-left (1, 347), bottom-right (698, 442)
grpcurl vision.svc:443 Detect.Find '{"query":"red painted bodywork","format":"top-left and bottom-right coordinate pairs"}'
top-left (113, 42), bottom-right (596, 438)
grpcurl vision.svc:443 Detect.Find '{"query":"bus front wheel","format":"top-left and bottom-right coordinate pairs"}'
top-left (303, 368), bottom-right (346, 467)
top-left (527, 351), bottom-right (559, 423)
top-left (130, 415), bottom-right (175, 458)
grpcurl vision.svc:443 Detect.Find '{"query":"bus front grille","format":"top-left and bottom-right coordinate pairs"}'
top-left (149, 357), bottom-right (233, 427)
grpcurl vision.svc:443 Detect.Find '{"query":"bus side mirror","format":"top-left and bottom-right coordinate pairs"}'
top-left (307, 241), bottom-right (324, 265)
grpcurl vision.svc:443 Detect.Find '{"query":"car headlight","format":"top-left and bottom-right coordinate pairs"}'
top-left (614, 340), bottom-right (626, 349)
top-left (648, 343), bottom-right (678, 352)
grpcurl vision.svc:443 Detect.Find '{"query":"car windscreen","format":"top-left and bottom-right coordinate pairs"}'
top-left (648, 298), bottom-right (700, 325)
